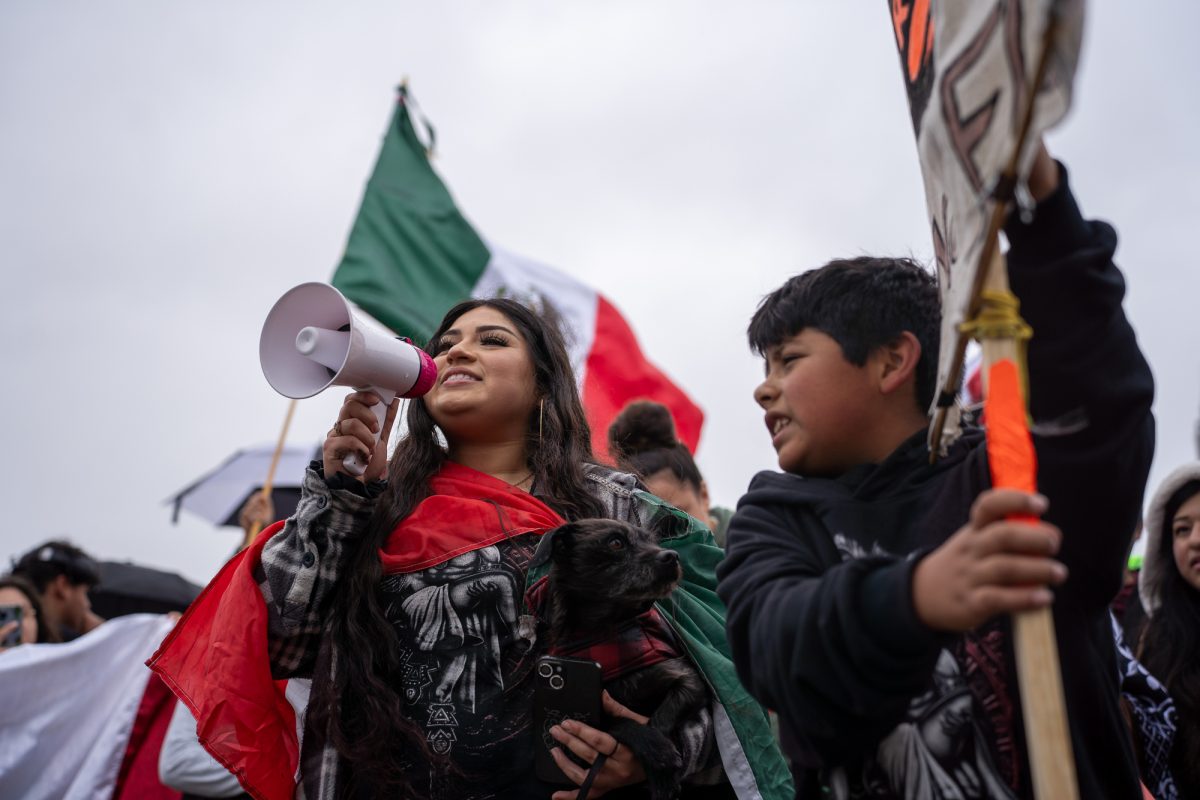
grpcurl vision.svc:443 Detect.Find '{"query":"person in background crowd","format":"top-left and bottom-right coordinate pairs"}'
top-left (1138, 463), bottom-right (1200, 798)
top-left (0, 574), bottom-right (60, 648)
top-left (11, 540), bottom-right (104, 641)
top-left (237, 491), bottom-right (276, 540)
top-left (1113, 517), bottom-right (1149, 646)
top-left (608, 400), bottom-right (733, 546)
top-left (1111, 611), bottom-right (1178, 800)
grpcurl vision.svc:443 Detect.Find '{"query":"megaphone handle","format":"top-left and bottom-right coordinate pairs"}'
top-left (342, 387), bottom-right (397, 477)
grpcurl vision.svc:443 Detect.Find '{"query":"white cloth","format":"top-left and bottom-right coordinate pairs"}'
top-left (903, 0), bottom-right (1084, 449)
top-left (0, 613), bottom-right (175, 800)
top-left (159, 701), bottom-right (245, 798)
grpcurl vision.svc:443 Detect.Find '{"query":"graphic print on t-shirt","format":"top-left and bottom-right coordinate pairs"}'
top-left (381, 534), bottom-right (540, 767)
top-left (826, 533), bottom-right (1018, 799)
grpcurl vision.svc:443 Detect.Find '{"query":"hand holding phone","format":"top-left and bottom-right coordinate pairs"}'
top-left (0, 605), bottom-right (24, 648)
top-left (533, 655), bottom-right (603, 785)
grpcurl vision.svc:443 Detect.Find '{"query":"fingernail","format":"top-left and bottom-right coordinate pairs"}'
top-left (561, 720), bottom-right (576, 732)
top-left (1052, 563), bottom-right (1068, 582)
top-left (1033, 588), bottom-right (1053, 605)
top-left (1031, 494), bottom-right (1049, 513)
top-left (550, 725), bottom-right (562, 736)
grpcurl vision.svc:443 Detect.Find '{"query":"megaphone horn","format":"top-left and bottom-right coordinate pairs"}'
top-left (259, 282), bottom-right (437, 476)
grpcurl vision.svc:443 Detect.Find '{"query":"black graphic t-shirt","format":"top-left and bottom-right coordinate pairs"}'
top-left (379, 532), bottom-right (547, 799)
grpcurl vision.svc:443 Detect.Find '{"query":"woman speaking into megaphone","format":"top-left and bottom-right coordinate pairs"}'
top-left (154, 297), bottom-right (786, 800)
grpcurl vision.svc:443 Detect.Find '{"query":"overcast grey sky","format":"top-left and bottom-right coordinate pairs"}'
top-left (2, 2), bottom-right (1197, 584)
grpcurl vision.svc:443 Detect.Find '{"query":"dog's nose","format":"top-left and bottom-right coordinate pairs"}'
top-left (656, 550), bottom-right (679, 567)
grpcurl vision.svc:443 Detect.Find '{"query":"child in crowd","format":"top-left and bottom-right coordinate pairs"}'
top-left (1138, 464), bottom-right (1200, 797)
top-left (716, 145), bottom-right (1155, 798)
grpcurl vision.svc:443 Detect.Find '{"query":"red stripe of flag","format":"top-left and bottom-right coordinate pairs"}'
top-left (582, 295), bottom-right (704, 460)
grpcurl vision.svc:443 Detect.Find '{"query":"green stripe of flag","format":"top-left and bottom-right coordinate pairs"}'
top-left (332, 88), bottom-right (490, 343)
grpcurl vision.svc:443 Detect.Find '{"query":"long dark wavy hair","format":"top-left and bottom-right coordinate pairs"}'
top-left (308, 298), bottom-right (604, 793)
top-left (1139, 479), bottom-right (1200, 791)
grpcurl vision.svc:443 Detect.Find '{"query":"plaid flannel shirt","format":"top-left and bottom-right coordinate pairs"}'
top-left (255, 463), bottom-right (717, 800)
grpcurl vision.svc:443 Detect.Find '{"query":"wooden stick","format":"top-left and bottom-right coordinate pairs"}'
top-left (243, 399), bottom-right (297, 550)
top-left (978, 251), bottom-right (1079, 800)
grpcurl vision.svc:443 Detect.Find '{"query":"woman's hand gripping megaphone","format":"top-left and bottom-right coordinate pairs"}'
top-left (324, 390), bottom-right (401, 483)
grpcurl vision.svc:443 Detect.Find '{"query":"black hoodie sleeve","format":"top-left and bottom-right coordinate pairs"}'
top-left (1005, 164), bottom-right (1155, 611)
top-left (716, 478), bottom-right (946, 767)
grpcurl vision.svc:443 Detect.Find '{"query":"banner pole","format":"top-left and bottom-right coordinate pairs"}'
top-left (975, 251), bottom-right (1079, 800)
top-left (929, 13), bottom-right (1079, 796)
top-left (243, 399), bottom-right (297, 550)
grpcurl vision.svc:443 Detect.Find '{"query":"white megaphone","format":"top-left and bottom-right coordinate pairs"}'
top-left (259, 282), bottom-right (437, 476)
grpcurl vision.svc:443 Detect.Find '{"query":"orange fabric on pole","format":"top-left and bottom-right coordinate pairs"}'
top-left (984, 359), bottom-right (1038, 526)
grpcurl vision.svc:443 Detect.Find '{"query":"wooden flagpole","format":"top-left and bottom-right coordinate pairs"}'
top-left (974, 253), bottom-right (1079, 799)
top-left (243, 399), bottom-right (297, 550)
top-left (949, 12), bottom-right (1080, 798)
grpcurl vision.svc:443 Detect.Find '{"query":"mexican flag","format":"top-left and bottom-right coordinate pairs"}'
top-left (0, 614), bottom-right (178, 800)
top-left (331, 87), bottom-right (703, 458)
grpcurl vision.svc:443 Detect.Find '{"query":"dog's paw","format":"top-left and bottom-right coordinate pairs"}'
top-left (515, 614), bottom-right (538, 649)
top-left (609, 719), bottom-right (682, 800)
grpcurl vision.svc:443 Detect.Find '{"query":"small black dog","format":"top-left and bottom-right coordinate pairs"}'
top-left (534, 518), bottom-right (711, 800)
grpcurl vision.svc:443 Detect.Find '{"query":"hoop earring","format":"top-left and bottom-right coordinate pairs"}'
top-left (538, 398), bottom-right (545, 446)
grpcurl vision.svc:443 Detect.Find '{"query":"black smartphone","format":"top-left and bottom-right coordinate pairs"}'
top-left (0, 605), bottom-right (23, 647)
top-left (533, 655), bottom-right (604, 785)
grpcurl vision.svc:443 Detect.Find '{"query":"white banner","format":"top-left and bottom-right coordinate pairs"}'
top-left (0, 614), bottom-right (175, 800)
top-left (888, 0), bottom-right (1084, 439)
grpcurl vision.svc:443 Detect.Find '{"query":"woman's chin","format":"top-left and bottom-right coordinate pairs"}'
top-left (429, 396), bottom-right (482, 421)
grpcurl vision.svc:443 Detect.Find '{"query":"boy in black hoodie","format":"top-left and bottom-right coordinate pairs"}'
top-left (715, 146), bottom-right (1154, 799)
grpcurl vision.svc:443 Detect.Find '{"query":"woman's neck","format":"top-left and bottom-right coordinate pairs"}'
top-left (448, 439), bottom-right (531, 487)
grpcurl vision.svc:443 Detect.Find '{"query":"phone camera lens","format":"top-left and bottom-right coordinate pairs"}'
top-left (549, 675), bottom-right (564, 690)
top-left (538, 662), bottom-right (553, 678)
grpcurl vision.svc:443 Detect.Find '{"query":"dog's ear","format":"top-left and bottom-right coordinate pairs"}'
top-left (552, 523), bottom-right (578, 555)
top-left (530, 522), bottom-right (578, 568)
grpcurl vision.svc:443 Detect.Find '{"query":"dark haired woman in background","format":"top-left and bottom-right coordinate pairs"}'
top-left (0, 575), bottom-right (60, 648)
top-left (608, 401), bottom-right (732, 546)
top-left (154, 298), bottom-right (789, 800)
top-left (1139, 463), bottom-right (1200, 797)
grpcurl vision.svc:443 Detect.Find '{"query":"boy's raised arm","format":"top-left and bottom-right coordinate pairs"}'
top-left (1005, 159), bottom-right (1155, 610)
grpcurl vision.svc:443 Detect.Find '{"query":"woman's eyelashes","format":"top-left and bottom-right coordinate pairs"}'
top-left (479, 332), bottom-right (510, 347)
top-left (430, 331), bottom-right (511, 356)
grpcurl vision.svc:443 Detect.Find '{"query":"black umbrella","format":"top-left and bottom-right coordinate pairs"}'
top-left (89, 561), bottom-right (203, 618)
